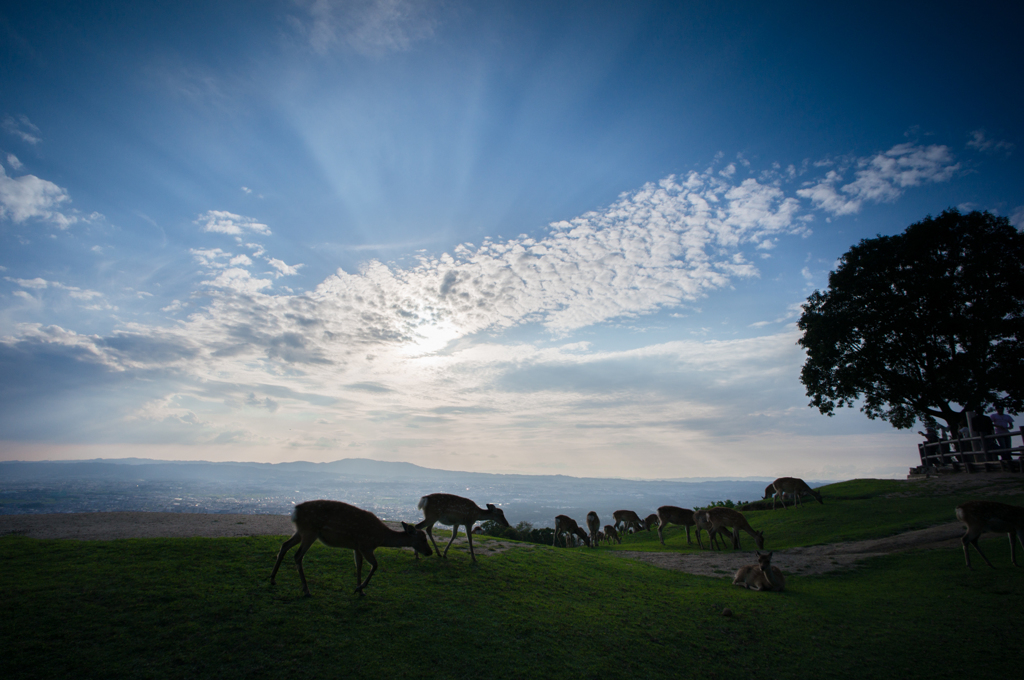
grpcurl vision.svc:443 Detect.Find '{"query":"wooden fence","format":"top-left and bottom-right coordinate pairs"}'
top-left (917, 427), bottom-right (1024, 474)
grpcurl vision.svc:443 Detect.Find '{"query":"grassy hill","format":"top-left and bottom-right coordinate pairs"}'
top-left (3, 477), bottom-right (1024, 679)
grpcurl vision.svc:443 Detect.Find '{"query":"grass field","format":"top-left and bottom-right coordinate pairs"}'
top-left (3, 477), bottom-right (1024, 679)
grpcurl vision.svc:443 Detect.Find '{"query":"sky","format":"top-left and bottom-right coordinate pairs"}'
top-left (1, 1), bottom-right (1022, 480)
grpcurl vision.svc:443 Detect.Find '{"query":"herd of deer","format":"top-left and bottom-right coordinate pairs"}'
top-left (269, 476), bottom-right (1024, 596)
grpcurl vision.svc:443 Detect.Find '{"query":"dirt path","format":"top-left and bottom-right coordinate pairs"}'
top-left (614, 521), bottom-right (965, 577)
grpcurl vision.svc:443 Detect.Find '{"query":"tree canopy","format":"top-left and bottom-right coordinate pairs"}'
top-left (797, 209), bottom-right (1024, 433)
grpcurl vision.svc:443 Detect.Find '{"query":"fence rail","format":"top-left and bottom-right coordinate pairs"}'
top-left (917, 427), bottom-right (1024, 474)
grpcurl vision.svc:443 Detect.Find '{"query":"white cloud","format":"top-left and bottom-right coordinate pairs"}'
top-left (966, 129), bottom-right (1014, 155)
top-left (6, 276), bottom-right (49, 289)
top-left (0, 165), bottom-right (76, 228)
top-left (2, 115), bottom-right (41, 145)
top-left (297, 0), bottom-right (438, 56)
top-left (196, 210), bottom-right (270, 236)
top-left (5, 276), bottom-right (103, 300)
top-left (796, 143), bottom-right (959, 215)
top-left (201, 267), bottom-right (273, 294)
top-left (6, 154), bottom-right (23, 170)
top-left (1011, 206), bottom-right (1024, 230)
top-left (190, 248), bottom-right (231, 267)
top-left (266, 258), bottom-right (304, 277)
top-left (229, 254), bottom-right (253, 267)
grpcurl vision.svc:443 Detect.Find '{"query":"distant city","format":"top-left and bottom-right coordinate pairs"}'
top-left (0, 458), bottom-right (831, 528)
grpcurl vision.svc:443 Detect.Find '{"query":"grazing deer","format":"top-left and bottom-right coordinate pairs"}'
top-left (656, 506), bottom-right (695, 545)
top-left (554, 515), bottom-right (591, 548)
top-left (416, 493), bottom-right (509, 563)
top-left (706, 507), bottom-right (765, 550)
top-left (613, 510), bottom-right (646, 536)
top-left (603, 524), bottom-right (621, 545)
top-left (596, 530), bottom-right (605, 545)
top-left (586, 511), bottom-right (601, 548)
top-left (771, 477), bottom-right (823, 509)
top-left (644, 513), bottom-right (660, 531)
top-left (694, 509), bottom-right (733, 550)
top-left (270, 499), bottom-right (432, 596)
top-left (733, 551), bottom-right (785, 591)
top-left (955, 500), bottom-right (1024, 569)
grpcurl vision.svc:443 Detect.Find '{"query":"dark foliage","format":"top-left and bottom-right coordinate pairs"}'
top-left (798, 209), bottom-right (1024, 432)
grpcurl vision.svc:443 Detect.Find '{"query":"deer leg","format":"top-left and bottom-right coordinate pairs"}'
top-left (685, 525), bottom-right (692, 545)
top-left (423, 524), bottom-right (442, 557)
top-left (292, 534), bottom-right (318, 596)
top-left (466, 526), bottom-right (477, 562)
top-left (963, 531), bottom-right (995, 569)
top-left (270, 532), bottom-right (302, 585)
top-left (658, 525), bottom-right (665, 545)
top-left (354, 550), bottom-right (378, 595)
top-left (1009, 531), bottom-right (1021, 567)
top-left (442, 524), bottom-right (460, 558)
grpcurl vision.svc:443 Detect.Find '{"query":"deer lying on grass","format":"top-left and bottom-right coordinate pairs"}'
top-left (656, 506), bottom-right (695, 545)
top-left (733, 551), bottom-right (785, 591)
top-left (586, 511), bottom-right (601, 548)
top-left (706, 507), bottom-right (765, 550)
top-left (416, 493), bottom-right (509, 563)
top-left (613, 510), bottom-right (646, 536)
top-left (270, 499), bottom-right (432, 596)
top-left (554, 515), bottom-right (591, 548)
top-left (770, 477), bottom-right (823, 509)
top-left (694, 509), bottom-right (732, 550)
top-left (603, 524), bottom-right (621, 544)
top-left (955, 500), bottom-right (1024, 569)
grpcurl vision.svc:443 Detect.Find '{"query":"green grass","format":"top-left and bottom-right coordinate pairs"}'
top-left (3, 477), bottom-right (1024, 679)
top-left (610, 477), bottom-right (1024, 552)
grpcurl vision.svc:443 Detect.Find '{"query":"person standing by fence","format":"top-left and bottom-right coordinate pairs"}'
top-left (989, 405), bottom-right (1015, 461)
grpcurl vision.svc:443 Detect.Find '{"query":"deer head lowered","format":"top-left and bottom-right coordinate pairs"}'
top-left (270, 499), bottom-right (431, 596)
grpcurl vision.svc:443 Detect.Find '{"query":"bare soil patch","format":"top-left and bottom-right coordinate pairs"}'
top-left (614, 521), bottom-right (964, 578)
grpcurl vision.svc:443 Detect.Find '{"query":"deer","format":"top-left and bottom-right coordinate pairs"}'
top-left (603, 524), bottom-right (621, 544)
top-left (655, 506), bottom-right (695, 545)
top-left (596, 530), bottom-right (605, 545)
top-left (415, 493), bottom-right (509, 563)
top-left (770, 477), bottom-right (823, 509)
top-left (733, 551), bottom-right (785, 591)
top-left (694, 509), bottom-right (733, 550)
top-left (613, 510), bottom-right (646, 536)
top-left (644, 513), bottom-right (660, 531)
top-left (270, 499), bottom-right (432, 596)
top-left (554, 515), bottom-right (591, 548)
top-left (705, 507), bottom-right (764, 550)
top-left (955, 500), bottom-right (1024, 569)
top-left (586, 511), bottom-right (601, 548)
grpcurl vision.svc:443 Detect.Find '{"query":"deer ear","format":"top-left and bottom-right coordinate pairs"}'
top-left (487, 503), bottom-right (496, 510)
top-left (401, 522), bottom-right (414, 533)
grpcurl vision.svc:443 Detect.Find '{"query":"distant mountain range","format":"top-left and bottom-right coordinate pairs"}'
top-left (0, 458), bottom-right (834, 527)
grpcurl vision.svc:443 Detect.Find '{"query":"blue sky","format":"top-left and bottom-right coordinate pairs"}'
top-left (1, 1), bottom-right (1021, 479)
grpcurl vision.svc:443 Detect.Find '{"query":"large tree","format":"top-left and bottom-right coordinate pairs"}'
top-left (798, 209), bottom-right (1024, 433)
